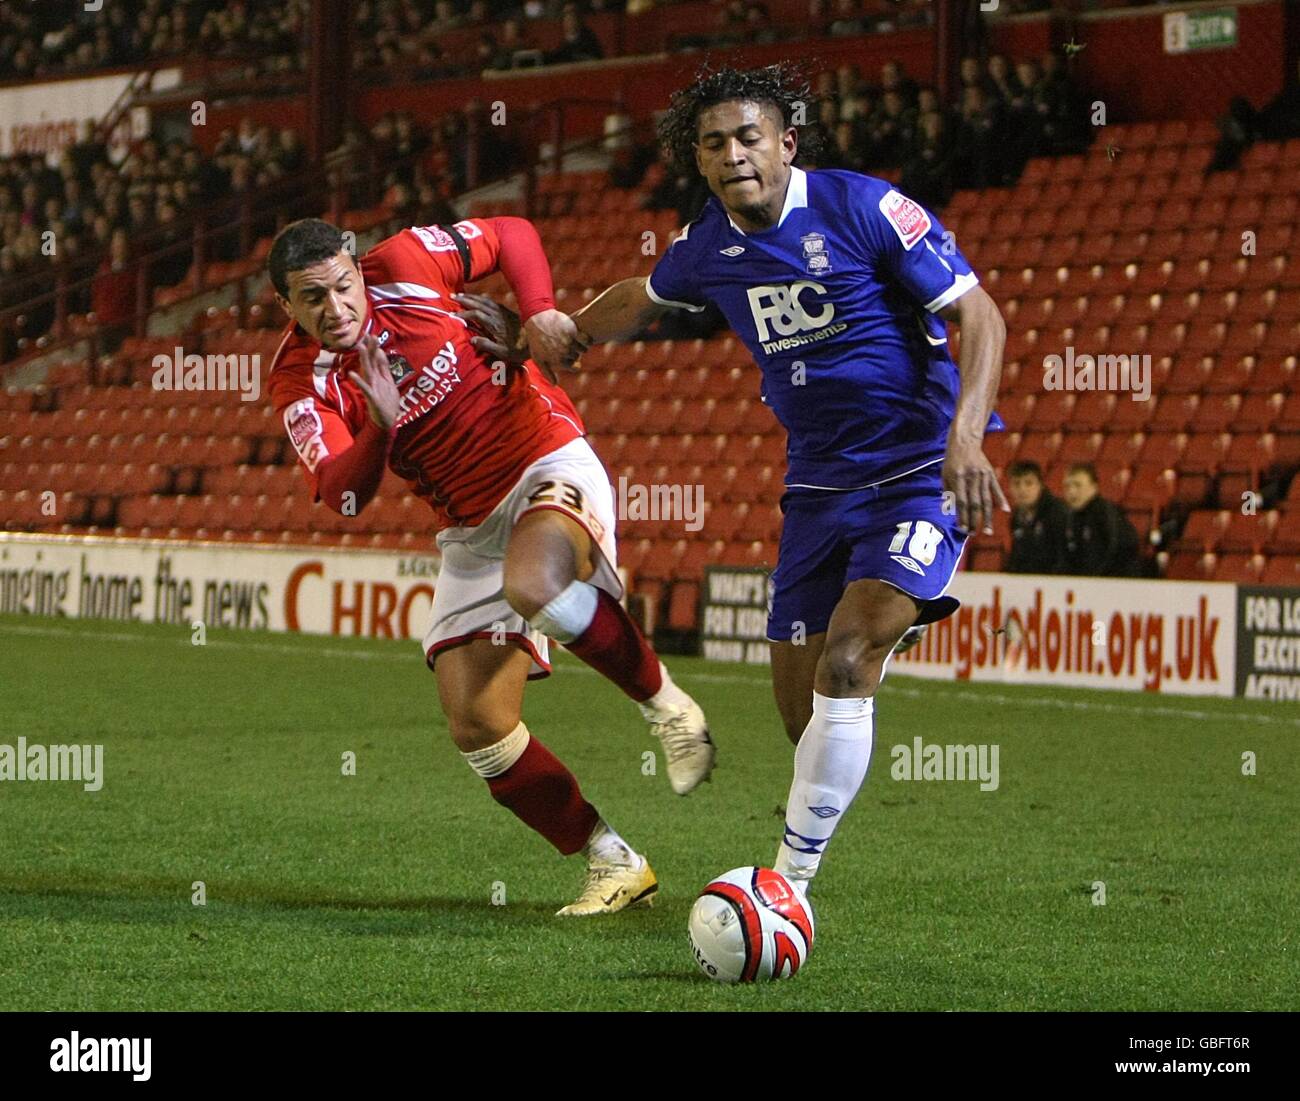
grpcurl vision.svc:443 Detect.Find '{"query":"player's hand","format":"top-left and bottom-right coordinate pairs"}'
top-left (523, 308), bottom-right (589, 383)
top-left (349, 334), bottom-right (400, 430)
top-left (943, 435), bottom-right (1010, 536)
top-left (453, 292), bottom-right (526, 365)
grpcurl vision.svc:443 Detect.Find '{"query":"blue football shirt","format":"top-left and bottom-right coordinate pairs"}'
top-left (646, 166), bottom-right (1003, 490)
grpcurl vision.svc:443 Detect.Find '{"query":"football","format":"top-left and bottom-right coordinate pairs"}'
top-left (688, 867), bottom-right (815, 983)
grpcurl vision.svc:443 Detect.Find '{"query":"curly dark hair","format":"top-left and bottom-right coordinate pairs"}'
top-left (656, 63), bottom-right (823, 177)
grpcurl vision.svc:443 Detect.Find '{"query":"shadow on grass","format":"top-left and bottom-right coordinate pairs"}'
top-left (0, 869), bottom-right (583, 933)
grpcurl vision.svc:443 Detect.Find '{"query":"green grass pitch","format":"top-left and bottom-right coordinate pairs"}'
top-left (0, 613), bottom-right (1296, 1011)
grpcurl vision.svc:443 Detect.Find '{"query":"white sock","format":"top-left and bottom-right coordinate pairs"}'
top-left (774, 693), bottom-right (874, 886)
top-left (461, 722), bottom-right (530, 779)
top-left (584, 818), bottom-right (644, 869)
top-left (637, 662), bottom-right (693, 717)
top-left (528, 579), bottom-right (599, 643)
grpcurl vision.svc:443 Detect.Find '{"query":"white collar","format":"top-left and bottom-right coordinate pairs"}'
top-left (725, 165), bottom-right (807, 236)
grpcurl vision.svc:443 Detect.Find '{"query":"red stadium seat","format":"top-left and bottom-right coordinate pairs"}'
top-left (1218, 511), bottom-right (1275, 554)
top-left (1212, 554), bottom-right (1265, 583)
top-left (1180, 512), bottom-right (1227, 556)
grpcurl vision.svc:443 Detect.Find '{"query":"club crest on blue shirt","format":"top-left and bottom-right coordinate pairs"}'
top-left (801, 232), bottom-right (831, 274)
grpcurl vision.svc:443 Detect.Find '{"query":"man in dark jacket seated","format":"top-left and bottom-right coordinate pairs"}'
top-left (1006, 460), bottom-right (1069, 574)
top-left (1062, 463), bottom-right (1141, 577)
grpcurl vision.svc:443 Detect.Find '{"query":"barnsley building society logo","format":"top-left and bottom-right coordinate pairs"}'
top-left (746, 281), bottom-right (847, 354)
top-left (394, 339), bottom-right (462, 426)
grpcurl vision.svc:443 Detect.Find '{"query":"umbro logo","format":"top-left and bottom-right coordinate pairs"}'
top-left (808, 805), bottom-right (840, 818)
top-left (891, 554), bottom-right (926, 576)
top-left (720, 245), bottom-right (745, 256)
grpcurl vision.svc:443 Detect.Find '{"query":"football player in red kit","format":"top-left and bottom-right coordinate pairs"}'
top-left (266, 215), bottom-right (714, 915)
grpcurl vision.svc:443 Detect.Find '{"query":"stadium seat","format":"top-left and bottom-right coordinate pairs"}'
top-left (1212, 553), bottom-right (1265, 583)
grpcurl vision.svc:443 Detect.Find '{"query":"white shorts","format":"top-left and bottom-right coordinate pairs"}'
top-left (422, 436), bottom-right (621, 679)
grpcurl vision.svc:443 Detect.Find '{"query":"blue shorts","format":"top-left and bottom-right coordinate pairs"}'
top-left (766, 463), bottom-right (967, 641)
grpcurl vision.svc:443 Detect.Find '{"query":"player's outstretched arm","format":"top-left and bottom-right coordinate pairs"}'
top-left (937, 284), bottom-right (1010, 536)
top-left (482, 216), bottom-right (586, 381)
top-left (571, 277), bottom-right (668, 345)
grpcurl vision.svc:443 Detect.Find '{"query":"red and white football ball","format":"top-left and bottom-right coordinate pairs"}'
top-left (688, 867), bottom-right (815, 983)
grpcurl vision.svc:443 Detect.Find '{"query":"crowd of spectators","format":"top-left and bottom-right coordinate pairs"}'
top-left (326, 110), bottom-right (462, 217)
top-left (0, 119), bottom-right (306, 357)
top-left (816, 54), bottom-right (1087, 206)
top-left (354, 0), bottom-right (611, 77)
top-left (0, 0), bottom-right (307, 81)
top-left (635, 55), bottom-right (1086, 220)
top-left (1006, 460), bottom-right (1143, 578)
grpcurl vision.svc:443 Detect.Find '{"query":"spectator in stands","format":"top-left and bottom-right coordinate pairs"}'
top-left (545, 4), bottom-right (605, 65)
top-left (806, 0), bottom-right (833, 37)
top-left (1208, 97), bottom-right (1261, 173)
top-left (829, 0), bottom-right (868, 38)
top-left (828, 120), bottom-right (867, 172)
top-left (958, 56), bottom-right (990, 97)
top-left (91, 227), bottom-right (136, 351)
top-left (865, 89), bottom-right (916, 168)
top-left (1061, 463), bottom-right (1141, 578)
top-left (1006, 460), bottom-right (1069, 574)
top-left (491, 17), bottom-right (536, 69)
top-left (715, 0), bottom-right (750, 46)
top-left (954, 85), bottom-right (1005, 188)
top-left (475, 31), bottom-right (500, 70)
top-left (900, 109), bottom-right (956, 209)
top-left (275, 129), bottom-right (306, 174)
top-left (985, 54), bottom-right (1020, 106)
top-left (1209, 58), bottom-right (1300, 171)
top-left (148, 199), bottom-right (192, 289)
top-left (0, 247), bottom-right (23, 358)
top-left (744, 2), bottom-right (780, 44)
top-left (433, 0), bottom-right (469, 31)
top-left (1037, 51), bottom-right (1087, 154)
top-left (879, 60), bottom-right (918, 107)
top-left (1259, 56), bottom-right (1300, 139)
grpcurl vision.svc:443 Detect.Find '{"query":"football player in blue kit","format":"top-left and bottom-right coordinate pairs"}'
top-left (550, 65), bottom-right (1009, 897)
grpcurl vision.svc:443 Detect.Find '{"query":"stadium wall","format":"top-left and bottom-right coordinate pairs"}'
top-left (4, 535), bottom-right (1295, 701)
top-left (1067, 0), bottom-right (1287, 122)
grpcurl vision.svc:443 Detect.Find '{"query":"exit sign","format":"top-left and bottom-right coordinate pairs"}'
top-left (1163, 8), bottom-right (1239, 54)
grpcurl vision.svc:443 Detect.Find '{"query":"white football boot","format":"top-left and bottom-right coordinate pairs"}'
top-left (556, 855), bottom-right (658, 917)
top-left (639, 696), bottom-right (715, 794)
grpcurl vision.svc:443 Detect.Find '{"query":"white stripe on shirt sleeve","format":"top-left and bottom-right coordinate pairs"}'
top-left (645, 275), bottom-right (707, 313)
top-left (924, 271), bottom-right (979, 313)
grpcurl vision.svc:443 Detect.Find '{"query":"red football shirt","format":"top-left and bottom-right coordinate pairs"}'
top-left (267, 219), bottom-right (585, 530)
